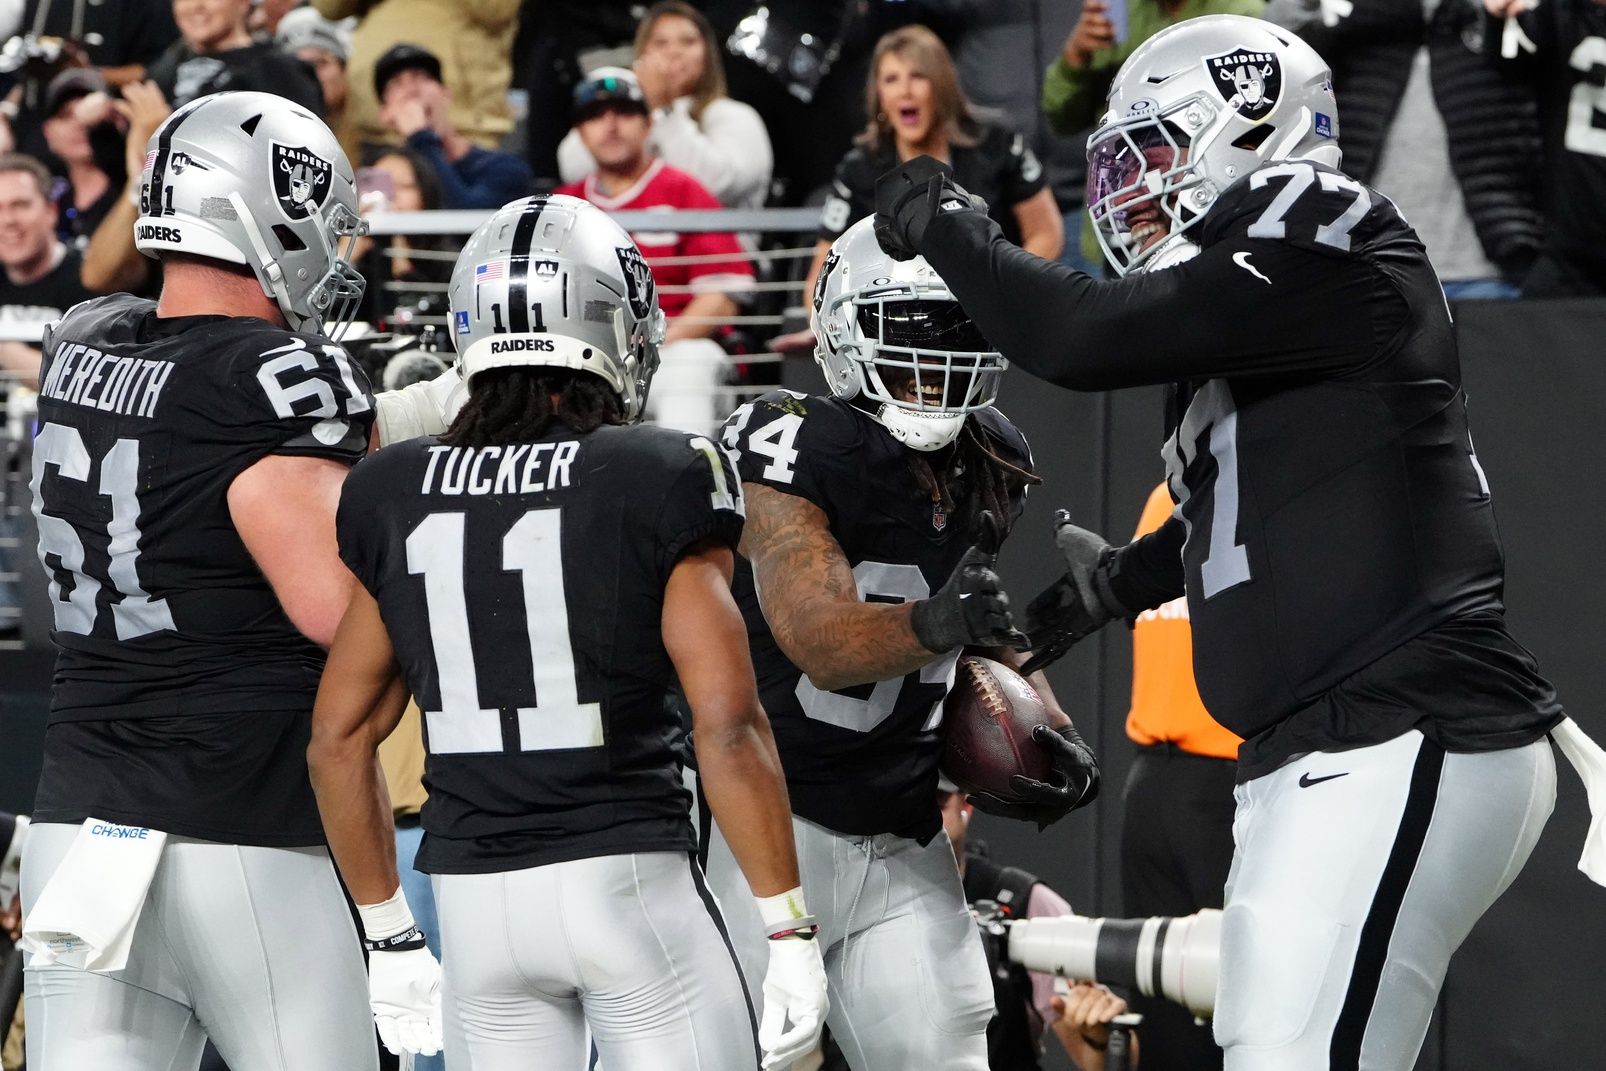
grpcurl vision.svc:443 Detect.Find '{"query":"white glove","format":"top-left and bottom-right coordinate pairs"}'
top-left (374, 366), bottom-right (467, 447)
top-left (358, 887), bottom-right (443, 1057)
top-left (369, 944), bottom-right (443, 1057)
top-left (760, 936), bottom-right (828, 1069)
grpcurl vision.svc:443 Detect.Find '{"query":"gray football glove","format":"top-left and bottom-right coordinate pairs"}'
top-left (1020, 510), bottom-right (1140, 675)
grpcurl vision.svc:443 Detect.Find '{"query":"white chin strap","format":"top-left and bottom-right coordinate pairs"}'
top-left (876, 404), bottom-right (965, 452)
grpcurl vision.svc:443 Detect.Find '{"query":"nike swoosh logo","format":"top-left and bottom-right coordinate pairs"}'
top-left (1233, 251), bottom-right (1272, 284)
top-left (1298, 771), bottom-right (1349, 788)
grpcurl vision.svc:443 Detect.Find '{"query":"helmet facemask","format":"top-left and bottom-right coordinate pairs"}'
top-left (1087, 115), bottom-right (1208, 277)
top-left (823, 283), bottom-right (1005, 452)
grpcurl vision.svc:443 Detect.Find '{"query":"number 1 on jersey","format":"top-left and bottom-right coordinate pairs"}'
top-left (407, 508), bottom-right (603, 755)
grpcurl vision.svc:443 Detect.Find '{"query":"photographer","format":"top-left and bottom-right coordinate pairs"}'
top-left (941, 788), bottom-right (1138, 1071)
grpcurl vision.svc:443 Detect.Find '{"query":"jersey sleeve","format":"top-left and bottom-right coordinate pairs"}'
top-left (918, 165), bottom-right (1409, 390)
top-left (654, 432), bottom-right (746, 579)
top-left (232, 331), bottom-right (376, 462)
top-left (995, 126), bottom-right (1047, 207)
top-left (334, 451), bottom-right (391, 594)
top-left (818, 151), bottom-right (875, 242)
top-left (718, 390), bottom-right (852, 521)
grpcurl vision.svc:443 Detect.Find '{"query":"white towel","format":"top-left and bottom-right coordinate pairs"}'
top-left (19, 818), bottom-right (166, 972)
top-left (1550, 718), bottom-right (1606, 888)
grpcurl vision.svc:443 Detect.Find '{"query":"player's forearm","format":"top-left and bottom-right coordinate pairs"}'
top-left (308, 745), bottom-right (401, 905)
top-left (766, 586), bottom-right (938, 691)
top-left (694, 713), bottom-right (801, 898)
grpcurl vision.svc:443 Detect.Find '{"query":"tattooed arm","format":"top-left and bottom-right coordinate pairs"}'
top-left (741, 482), bottom-right (940, 692)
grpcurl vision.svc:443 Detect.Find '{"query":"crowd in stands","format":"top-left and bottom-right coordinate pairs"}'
top-left (0, 0), bottom-right (1596, 379)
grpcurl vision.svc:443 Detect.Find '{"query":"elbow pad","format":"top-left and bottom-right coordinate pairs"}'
top-left (374, 367), bottom-right (468, 447)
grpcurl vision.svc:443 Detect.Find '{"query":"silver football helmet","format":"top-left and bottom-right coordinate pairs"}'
top-left (812, 216), bottom-right (1005, 452)
top-left (1086, 15), bottom-right (1342, 276)
top-left (134, 91), bottom-right (367, 335)
top-left (448, 194), bottom-right (665, 421)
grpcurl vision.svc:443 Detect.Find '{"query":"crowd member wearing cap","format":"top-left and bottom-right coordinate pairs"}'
top-left (557, 2), bottom-right (773, 214)
top-left (556, 67), bottom-right (753, 435)
top-left (314, 0), bottom-right (520, 152)
top-left (374, 42), bottom-right (531, 210)
top-left (146, 0), bottom-right (324, 114)
top-left (275, 6), bottom-right (357, 161)
top-left (39, 68), bottom-right (126, 247)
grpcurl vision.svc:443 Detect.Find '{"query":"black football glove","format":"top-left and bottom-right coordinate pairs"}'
top-left (910, 510), bottom-right (1029, 652)
top-left (968, 723), bottom-right (1101, 829)
top-left (1019, 509), bottom-right (1140, 676)
top-left (873, 154), bottom-right (988, 261)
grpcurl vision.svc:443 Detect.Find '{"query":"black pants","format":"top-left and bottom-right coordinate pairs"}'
top-left (1120, 744), bottom-right (1237, 1071)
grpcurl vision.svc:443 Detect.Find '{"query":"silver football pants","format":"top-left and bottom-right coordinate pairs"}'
top-left (21, 822), bottom-right (376, 1071)
top-left (704, 813), bottom-right (993, 1071)
top-left (1215, 731), bottom-right (1556, 1070)
top-left (431, 850), bottom-right (758, 1071)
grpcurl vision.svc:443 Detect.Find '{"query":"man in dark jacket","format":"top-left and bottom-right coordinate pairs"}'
top-left (147, 0), bottom-right (325, 114)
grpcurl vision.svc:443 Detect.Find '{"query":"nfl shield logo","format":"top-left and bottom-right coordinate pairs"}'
top-left (932, 501), bottom-right (947, 531)
top-left (1314, 112), bottom-right (1334, 138)
top-left (1204, 48), bottom-right (1283, 121)
top-left (270, 141), bottom-right (333, 221)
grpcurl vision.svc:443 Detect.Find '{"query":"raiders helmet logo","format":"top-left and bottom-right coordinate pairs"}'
top-left (814, 249), bottom-right (841, 314)
top-left (615, 245), bottom-right (656, 320)
top-left (1204, 48), bottom-right (1283, 121)
top-left (270, 142), bottom-right (333, 221)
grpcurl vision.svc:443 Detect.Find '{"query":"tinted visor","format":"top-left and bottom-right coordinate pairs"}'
top-left (856, 299), bottom-right (992, 352)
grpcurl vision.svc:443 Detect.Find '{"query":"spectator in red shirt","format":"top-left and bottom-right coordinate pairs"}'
top-left (556, 67), bottom-right (753, 434)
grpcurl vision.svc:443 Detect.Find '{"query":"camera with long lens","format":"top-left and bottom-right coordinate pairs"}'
top-left (1006, 909), bottom-right (1222, 1019)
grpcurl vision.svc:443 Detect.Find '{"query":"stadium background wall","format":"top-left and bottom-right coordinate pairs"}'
top-left (3, 298), bottom-right (1603, 1068)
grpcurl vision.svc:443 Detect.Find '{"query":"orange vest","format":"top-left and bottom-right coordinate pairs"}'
top-left (1125, 483), bottom-right (1242, 760)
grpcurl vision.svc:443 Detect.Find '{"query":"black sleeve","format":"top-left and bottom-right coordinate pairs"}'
top-left (995, 126), bottom-right (1047, 208)
top-left (335, 454), bottom-right (387, 593)
top-left (918, 203), bottom-right (1386, 391)
top-left (232, 330), bottom-right (376, 462)
top-left (1108, 514), bottom-right (1186, 610)
top-left (819, 152), bottom-right (875, 243)
top-left (654, 437), bottom-right (746, 581)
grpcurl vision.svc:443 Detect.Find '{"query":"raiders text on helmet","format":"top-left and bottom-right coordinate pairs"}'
top-left (812, 216), bottom-right (1006, 452)
top-left (447, 194), bottom-right (666, 422)
top-left (1085, 16), bottom-right (1341, 275)
top-left (134, 92), bottom-right (367, 335)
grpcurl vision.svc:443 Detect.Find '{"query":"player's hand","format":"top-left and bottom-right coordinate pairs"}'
top-left (1052, 983), bottom-right (1128, 1050)
top-left (1019, 510), bottom-right (1132, 675)
top-left (910, 510), bottom-right (1029, 652)
top-left (873, 154), bottom-right (988, 261)
top-left (1013, 723), bottom-right (1100, 821)
top-left (368, 944), bottom-right (443, 1056)
top-left (760, 934), bottom-right (829, 1069)
top-left (1063, 1), bottom-right (1117, 69)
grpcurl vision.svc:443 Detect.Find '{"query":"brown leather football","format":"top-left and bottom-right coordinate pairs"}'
top-left (941, 656), bottom-right (1053, 799)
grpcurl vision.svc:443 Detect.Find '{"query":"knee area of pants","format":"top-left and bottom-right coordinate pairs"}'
top-left (1213, 901), bottom-right (1343, 1051)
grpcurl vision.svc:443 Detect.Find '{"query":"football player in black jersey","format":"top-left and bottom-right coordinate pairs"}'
top-left (704, 215), bottom-right (1100, 1071)
top-left (876, 15), bottom-right (1578, 1070)
top-left (308, 194), bottom-right (830, 1071)
top-left (20, 92), bottom-right (408, 1069)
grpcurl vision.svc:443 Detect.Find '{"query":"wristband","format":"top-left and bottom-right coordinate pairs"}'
top-left (363, 925), bottom-right (428, 953)
top-left (356, 886), bottom-right (417, 944)
top-left (755, 886), bottom-right (814, 939)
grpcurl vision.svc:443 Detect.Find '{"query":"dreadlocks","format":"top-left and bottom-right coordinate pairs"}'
top-left (907, 416), bottom-right (1041, 540)
top-left (440, 367), bottom-right (624, 449)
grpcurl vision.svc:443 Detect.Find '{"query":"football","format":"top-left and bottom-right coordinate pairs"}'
top-left (941, 656), bottom-right (1053, 800)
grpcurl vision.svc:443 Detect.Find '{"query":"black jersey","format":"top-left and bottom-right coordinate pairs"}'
top-left (336, 423), bottom-right (744, 875)
top-left (28, 293), bottom-right (373, 842)
top-left (920, 161), bottom-right (1562, 781)
top-left (720, 391), bottom-right (1031, 842)
top-left (1484, 0), bottom-right (1606, 284)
